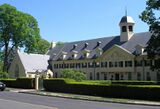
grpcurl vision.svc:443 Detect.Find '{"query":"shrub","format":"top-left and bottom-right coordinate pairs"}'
top-left (0, 78), bottom-right (35, 89)
top-left (0, 71), bottom-right (9, 78)
top-left (43, 79), bottom-right (160, 101)
top-left (60, 69), bottom-right (86, 81)
top-left (111, 81), bottom-right (157, 85)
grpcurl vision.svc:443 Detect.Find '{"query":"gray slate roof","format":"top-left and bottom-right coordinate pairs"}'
top-left (49, 32), bottom-right (151, 61)
top-left (18, 52), bottom-right (50, 72)
top-left (119, 16), bottom-right (135, 24)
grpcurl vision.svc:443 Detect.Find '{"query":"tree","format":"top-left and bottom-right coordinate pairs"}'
top-left (27, 38), bottom-right (50, 54)
top-left (0, 4), bottom-right (40, 71)
top-left (60, 69), bottom-right (86, 81)
top-left (140, 0), bottom-right (160, 71)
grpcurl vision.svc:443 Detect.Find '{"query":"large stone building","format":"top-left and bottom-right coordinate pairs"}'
top-left (8, 15), bottom-right (160, 81)
top-left (47, 15), bottom-right (160, 81)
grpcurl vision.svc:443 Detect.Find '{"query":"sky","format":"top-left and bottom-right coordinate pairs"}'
top-left (0, 0), bottom-right (149, 42)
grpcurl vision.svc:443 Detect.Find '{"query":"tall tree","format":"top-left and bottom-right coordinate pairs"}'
top-left (140, 0), bottom-right (160, 71)
top-left (0, 4), bottom-right (40, 72)
top-left (25, 38), bottom-right (50, 54)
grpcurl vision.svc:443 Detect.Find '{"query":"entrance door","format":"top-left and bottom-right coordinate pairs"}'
top-left (115, 73), bottom-right (120, 80)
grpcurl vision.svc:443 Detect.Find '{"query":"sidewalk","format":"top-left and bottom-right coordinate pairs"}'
top-left (6, 88), bottom-right (160, 107)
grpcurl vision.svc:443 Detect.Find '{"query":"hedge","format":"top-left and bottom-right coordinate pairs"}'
top-left (43, 79), bottom-right (160, 101)
top-left (0, 78), bottom-right (35, 89)
top-left (111, 81), bottom-right (157, 85)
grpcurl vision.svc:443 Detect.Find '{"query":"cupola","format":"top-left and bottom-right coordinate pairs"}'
top-left (119, 16), bottom-right (135, 42)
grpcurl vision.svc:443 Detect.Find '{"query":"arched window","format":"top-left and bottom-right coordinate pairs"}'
top-left (15, 64), bottom-right (19, 78)
top-left (122, 26), bottom-right (127, 32)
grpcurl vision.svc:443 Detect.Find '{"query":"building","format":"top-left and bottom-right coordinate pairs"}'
top-left (48, 15), bottom-right (160, 81)
top-left (8, 51), bottom-right (53, 78)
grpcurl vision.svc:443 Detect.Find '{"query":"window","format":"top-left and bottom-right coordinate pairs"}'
top-left (129, 26), bottom-right (133, 32)
top-left (109, 62), bottom-right (113, 67)
top-left (146, 72), bottom-right (151, 81)
top-left (101, 62), bottom-right (104, 67)
top-left (54, 64), bottom-right (59, 69)
top-left (144, 60), bottom-right (152, 66)
top-left (55, 72), bottom-right (58, 78)
top-left (135, 60), bottom-right (142, 67)
top-left (104, 73), bottom-right (107, 80)
top-left (105, 62), bottom-right (107, 67)
top-left (137, 72), bottom-right (141, 81)
top-left (76, 63), bottom-right (81, 68)
top-left (95, 62), bottom-right (100, 67)
top-left (122, 26), bottom-right (127, 32)
top-left (88, 62), bottom-right (94, 68)
top-left (119, 61), bottom-right (123, 67)
top-left (128, 72), bottom-right (132, 80)
top-left (120, 74), bottom-right (124, 80)
top-left (90, 72), bottom-right (93, 80)
top-left (115, 62), bottom-right (118, 67)
top-left (96, 72), bottom-right (100, 80)
top-left (82, 63), bottom-right (87, 68)
top-left (125, 61), bottom-right (132, 67)
top-left (71, 54), bottom-right (75, 59)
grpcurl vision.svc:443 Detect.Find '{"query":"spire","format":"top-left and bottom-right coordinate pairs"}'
top-left (125, 6), bottom-right (127, 16)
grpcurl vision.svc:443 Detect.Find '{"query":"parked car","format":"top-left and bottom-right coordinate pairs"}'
top-left (0, 81), bottom-right (6, 91)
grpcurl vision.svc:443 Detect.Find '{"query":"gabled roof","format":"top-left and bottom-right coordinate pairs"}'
top-left (18, 52), bottom-right (50, 72)
top-left (49, 32), bottom-right (151, 61)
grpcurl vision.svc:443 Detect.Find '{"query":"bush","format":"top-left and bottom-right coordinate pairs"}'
top-left (60, 69), bottom-right (86, 81)
top-left (111, 81), bottom-right (157, 85)
top-left (0, 71), bottom-right (9, 78)
top-left (43, 79), bottom-right (160, 101)
top-left (0, 78), bottom-right (35, 89)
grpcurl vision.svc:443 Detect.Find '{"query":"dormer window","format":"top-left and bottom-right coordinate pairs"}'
top-left (84, 53), bottom-right (87, 58)
top-left (61, 51), bottom-right (67, 60)
top-left (82, 49), bottom-right (90, 58)
top-left (97, 41), bottom-right (101, 46)
top-left (73, 44), bottom-right (77, 49)
top-left (71, 54), bottom-right (75, 58)
top-left (71, 50), bottom-right (78, 59)
top-left (95, 48), bottom-right (103, 57)
top-left (129, 26), bottom-right (133, 32)
top-left (135, 45), bottom-right (144, 55)
top-left (85, 42), bottom-right (89, 48)
top-left (122, 26), bottom-right (127, 32)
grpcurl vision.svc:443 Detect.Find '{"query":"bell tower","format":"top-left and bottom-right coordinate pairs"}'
top-left (119, 15), bottom-right (135, 42)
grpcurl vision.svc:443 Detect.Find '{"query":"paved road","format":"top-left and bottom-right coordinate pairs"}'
top-left (0, 99), bottom-right (56, 109)
top-left (0, 91), bottom-right (160, 109)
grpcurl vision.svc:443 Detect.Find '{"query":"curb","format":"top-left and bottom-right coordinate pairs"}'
top-left (19, 91), bottom-right (160, 107)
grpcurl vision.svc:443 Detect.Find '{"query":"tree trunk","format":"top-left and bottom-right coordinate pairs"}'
top-left (3, 43), bottom-right (8, 72)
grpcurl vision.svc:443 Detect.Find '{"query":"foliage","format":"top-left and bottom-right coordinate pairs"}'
top-left (0, 78), bottom-right (35, 89)
top-left (56, 41), bottom-right (64, 45)
top-left (0, 50), bottom-right (3, 61)
top-left (60, 69), bottom-right (86, 81)
top-left (140, 0), bottom-right (160, 71)
top-left (0, 4), bottom-right (40, 71)
top-left (43, 79), bottom-right (160, 100)
top-left (26, 38), bottom-right (50, 54)
top-left (0, 71), bottom-right (8, 78)
top-left (0, 61), bottom-right (3, 71)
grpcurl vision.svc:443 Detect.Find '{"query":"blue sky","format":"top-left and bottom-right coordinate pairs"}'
top-left (0, 0), bottom-right (148, 42)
